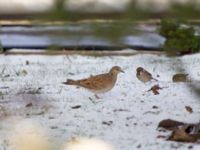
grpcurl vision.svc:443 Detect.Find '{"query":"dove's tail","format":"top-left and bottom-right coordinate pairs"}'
top-left (62, 79), bottom-right (79, 85)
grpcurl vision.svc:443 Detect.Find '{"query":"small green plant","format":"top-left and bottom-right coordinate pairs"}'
top-left (0, 40), bottom-right (3, 53)
top-left (46, 44), bottom-right (61, 53)
top-left (0, 91), bottom-right (4, 96)
top-left (159, 19), bottom-right (200, 55)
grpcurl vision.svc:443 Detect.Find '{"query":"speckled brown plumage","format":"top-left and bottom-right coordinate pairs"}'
top-left (136, 67), bottom-right (157, 83)
top-left (63, 66), bottom-right (124, 96)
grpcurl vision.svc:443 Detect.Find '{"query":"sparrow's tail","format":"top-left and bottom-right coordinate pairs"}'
top-left (152, 77), bottom-right (158, 81)
top-left (62, 79), bottom-right (79, 85)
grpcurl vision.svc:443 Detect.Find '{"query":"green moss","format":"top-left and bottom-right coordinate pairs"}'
top-left (159, 19), bottom-right (200, 55)
top-left (0, 91), bottom-right (3, 96)
top-left (46, 44), bottom-right (61, 52)
top-left (0, 41), bottom-right (3, 53)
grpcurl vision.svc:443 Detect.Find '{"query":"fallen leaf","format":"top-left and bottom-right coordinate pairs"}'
top-left (71, 105), bottom-right (81, 109)
top-left (25, 103), bottom-right (33, 107)
top-left (147, 85), bottom-right (164, 95)
top-left (185, 106), bottom-right (193, 113)
top-left (102, 121), bottom-right (113, 126)
top-left (158, 119), bottom-right (184, 130)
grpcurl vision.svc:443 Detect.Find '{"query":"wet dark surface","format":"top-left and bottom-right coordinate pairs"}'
top-left (0, 24), bottom-right (165, 50)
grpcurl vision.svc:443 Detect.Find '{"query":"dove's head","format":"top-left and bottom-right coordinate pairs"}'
top-left (110, 66), bottom-right (124, 75)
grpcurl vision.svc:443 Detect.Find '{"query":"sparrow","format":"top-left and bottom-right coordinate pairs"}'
top-left (136, 67), bottom-right (157, 83)
top-left (63, 66), bottom-right (124, 98)
top-left (172, 73), bottom-right (189, 82)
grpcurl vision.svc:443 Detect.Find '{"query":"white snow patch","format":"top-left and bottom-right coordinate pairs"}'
top-left (0, 53), bottom-right (200, 150)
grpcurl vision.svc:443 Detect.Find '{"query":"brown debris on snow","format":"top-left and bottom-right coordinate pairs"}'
top-left (185, 106), bottom-right (193, 113)
top-left (158, 119), bottom-right (184, 130)
top-left (147, 84), bottom-right (167, 95)
top-left (71, 105), bottom-right (82, 109)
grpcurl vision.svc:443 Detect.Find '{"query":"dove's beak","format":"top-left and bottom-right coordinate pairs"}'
top-left (121, 70), bottom-right (125, 73)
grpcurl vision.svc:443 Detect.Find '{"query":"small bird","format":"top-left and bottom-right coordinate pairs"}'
top-left (63, 66), bottom-right (124, 98)
top-left (136, 67), bottom-right (157, 83)
top-left (172, 73), bottom-right (189, 82)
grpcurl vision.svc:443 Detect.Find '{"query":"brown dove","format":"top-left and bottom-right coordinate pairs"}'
top-left (63, 66), bottom-right (124, 98)
top-left (136, 67), bottom-right (157, 83)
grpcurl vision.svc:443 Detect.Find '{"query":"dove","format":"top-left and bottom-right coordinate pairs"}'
top-left (63, 66), bottom-right (124, 98)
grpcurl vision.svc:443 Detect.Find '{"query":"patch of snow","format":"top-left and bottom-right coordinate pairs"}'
top-left (0, 53), bottom-right (200, 150)
top-left (63, 137), bottom-right (115, 150)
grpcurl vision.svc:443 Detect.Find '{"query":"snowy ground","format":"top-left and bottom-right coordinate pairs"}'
top-left (1, 53), bottom-right (200, 150)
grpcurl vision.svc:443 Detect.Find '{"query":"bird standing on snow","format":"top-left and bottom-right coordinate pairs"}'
top-left (136, 67), bottom-right (157, 83)
top-left (63, 66), bottom-right (124, 98)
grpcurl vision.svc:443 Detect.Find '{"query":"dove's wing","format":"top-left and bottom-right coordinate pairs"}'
top-left (78, 73), bottom-right (113, 90)
top-left (144, 70), bottom-right (152, 77)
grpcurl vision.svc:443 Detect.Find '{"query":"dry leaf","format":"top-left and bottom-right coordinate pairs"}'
top-left (147, 85), bottom-right (163, 95)
top-left (71, 105), bottom-right (81, 109)
top-left (102, 121), bottom-right (113, 126)
top-left (185, 106), bottom-right (193, 113)
top-left (25, 103), bottom-right (33, 107)
top-left (158, 119), bottom-right (184, 130)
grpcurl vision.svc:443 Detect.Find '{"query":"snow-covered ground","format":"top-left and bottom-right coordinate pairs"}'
top-left (1, 53), bottom-right (200, 150)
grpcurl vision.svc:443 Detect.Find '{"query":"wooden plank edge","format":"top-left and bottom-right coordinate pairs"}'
top-left (0, 50), bottom-right (165, 56)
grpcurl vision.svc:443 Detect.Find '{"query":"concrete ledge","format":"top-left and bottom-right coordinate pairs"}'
top-left (1, 49), bottom-right (165, 56)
